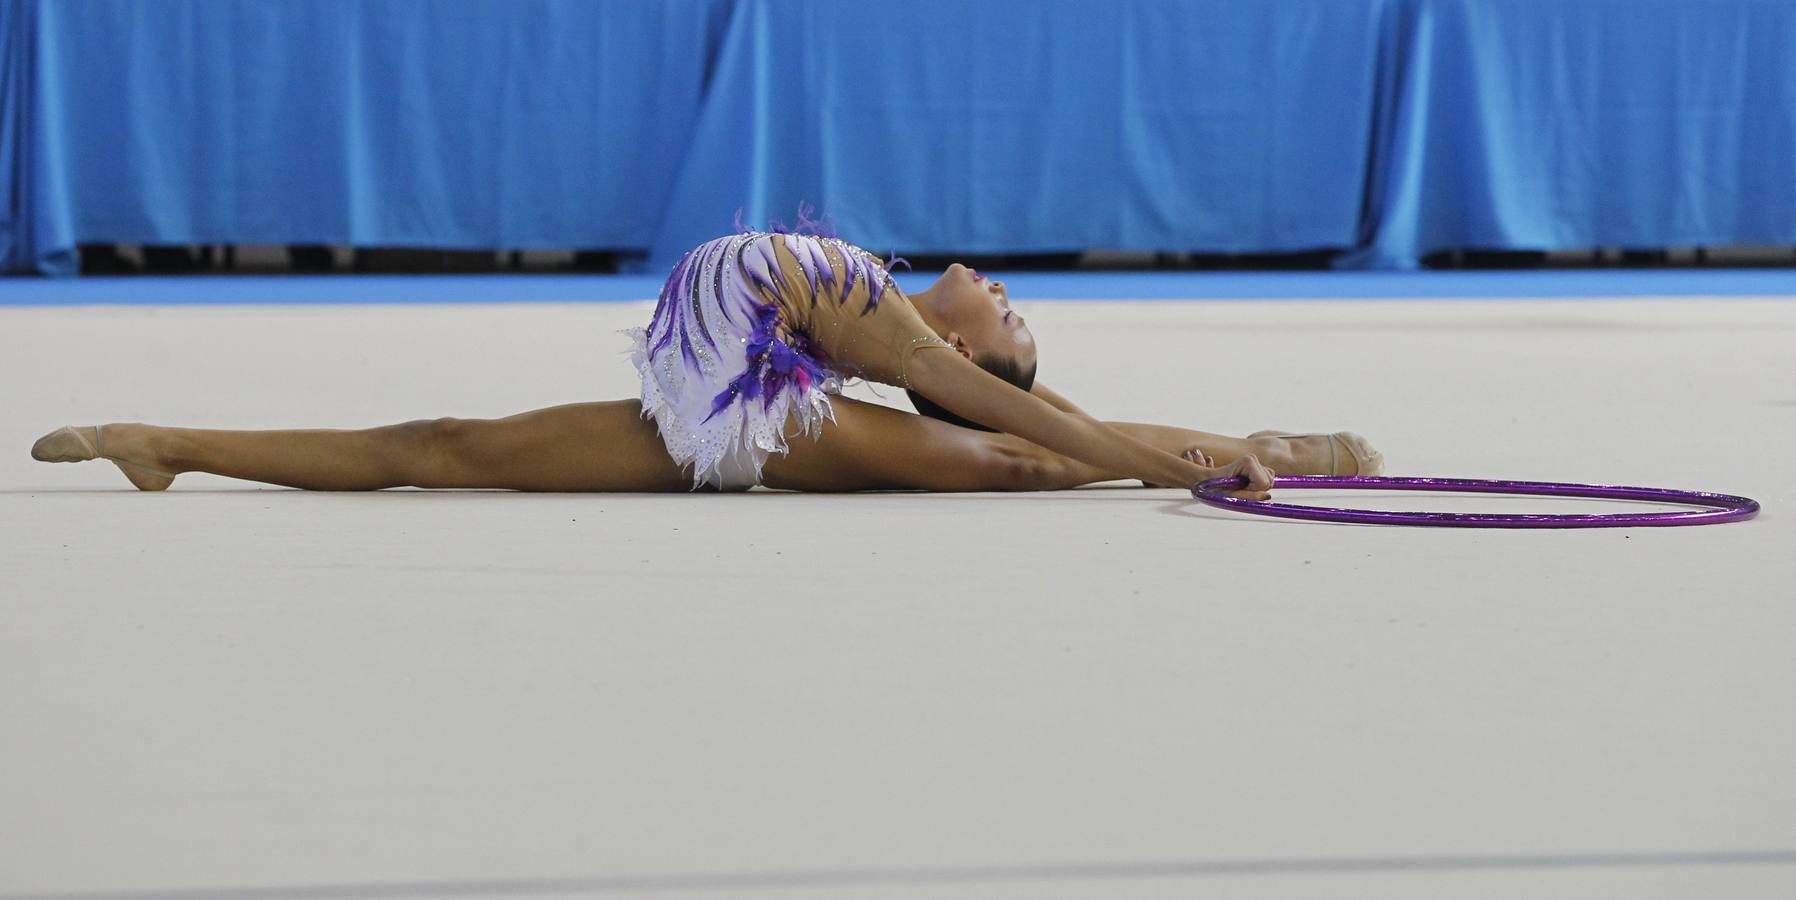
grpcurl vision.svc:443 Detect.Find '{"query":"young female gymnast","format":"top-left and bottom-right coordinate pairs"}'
top-left (31, 228), bottom-right (1381, 498)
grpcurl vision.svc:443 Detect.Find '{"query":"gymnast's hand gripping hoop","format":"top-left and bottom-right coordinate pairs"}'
top-left (1191, 475), bottom-right (1761, 528)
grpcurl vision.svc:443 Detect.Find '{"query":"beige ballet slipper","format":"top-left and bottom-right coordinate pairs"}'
top-left (31, 425), bottom-right (176, 491)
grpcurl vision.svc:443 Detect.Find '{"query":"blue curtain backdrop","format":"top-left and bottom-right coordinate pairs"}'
top-left (3, 0), bottom-right (1793, 275)
top-left (1, 0), bottom-right (733, 274)
top-left (649, 0), bottom-right (1385, 268)
top-left (1348, 0), bottom-right (1796, 268)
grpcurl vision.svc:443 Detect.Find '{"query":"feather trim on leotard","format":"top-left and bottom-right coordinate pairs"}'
top-left (624, 230), bottom-right (871, 489)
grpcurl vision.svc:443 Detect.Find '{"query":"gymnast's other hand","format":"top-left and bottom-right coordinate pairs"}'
top-left (1186, 449), bottom-right (1276, 501)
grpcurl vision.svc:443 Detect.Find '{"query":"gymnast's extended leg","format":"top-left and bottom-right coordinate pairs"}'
top-left (32, 401), bottom-right (692, 492)
top-left (35, 398), bottom-right (1308, 493)
top-left (760, 398), bottom-right (1321, 492)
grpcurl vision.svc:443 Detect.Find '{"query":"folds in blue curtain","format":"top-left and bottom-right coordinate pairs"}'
top-left (3, 0), bottom-right (1793, 275)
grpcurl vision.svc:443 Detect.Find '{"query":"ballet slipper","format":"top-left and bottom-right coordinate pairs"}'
top-left (31, 425), bottom-right (176, 491)
top-left (1324, 431), bottom-right (1384, 476)
top-left (1251, 430), bottom-right (1385, 476)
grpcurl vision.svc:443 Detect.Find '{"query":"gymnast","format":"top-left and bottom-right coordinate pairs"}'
top-left (31, 226), bottom-right (1381, 498)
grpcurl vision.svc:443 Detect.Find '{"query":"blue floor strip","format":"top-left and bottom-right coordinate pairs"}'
top-left (1, 269), bottom-right (1792, 306)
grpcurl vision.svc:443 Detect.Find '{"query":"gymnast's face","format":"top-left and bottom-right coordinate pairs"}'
top-left (927, 263), bottom-right (1038, 373)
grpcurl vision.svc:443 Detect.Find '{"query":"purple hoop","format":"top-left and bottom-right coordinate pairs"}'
top-left (1191, 475), bottom-right (1761, 528)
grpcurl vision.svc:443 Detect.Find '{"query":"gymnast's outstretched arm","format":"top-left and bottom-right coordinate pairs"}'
top-left (1028, 382), bottom-right (1092, 418)
top-left (902, 347), bottom-right (1273, 496)
top-left (1028, 380), bottom-right (1281, 471)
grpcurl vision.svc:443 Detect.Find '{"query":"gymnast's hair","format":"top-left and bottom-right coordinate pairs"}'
top-left (906, 355), bottom-right (1038, 432)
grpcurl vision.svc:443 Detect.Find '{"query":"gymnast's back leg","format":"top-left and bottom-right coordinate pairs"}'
top-left (30, 401), bottom-right (693, 492)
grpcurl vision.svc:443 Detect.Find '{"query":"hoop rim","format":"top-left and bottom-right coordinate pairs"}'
top-left (1190, 475), bottom-right (1761, 528)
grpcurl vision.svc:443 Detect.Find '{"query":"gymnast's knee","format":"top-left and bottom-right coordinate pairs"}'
top-left (395, 417), bottom-right (487, 474)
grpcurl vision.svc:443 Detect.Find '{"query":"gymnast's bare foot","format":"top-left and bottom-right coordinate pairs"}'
top-left (31, 424), bottom-right (177, 491)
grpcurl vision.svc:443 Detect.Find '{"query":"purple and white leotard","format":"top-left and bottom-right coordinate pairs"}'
top-left (623, 230), bottom-right (907, 491)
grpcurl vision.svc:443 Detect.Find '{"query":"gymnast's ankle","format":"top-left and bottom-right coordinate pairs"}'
top-left (100, 423), bottom-right (184, 473)
top-left (1250, 434), bottom-right (1327, 476)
